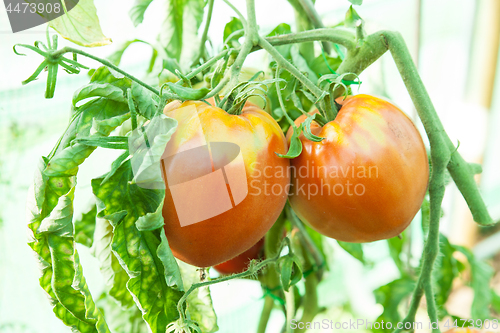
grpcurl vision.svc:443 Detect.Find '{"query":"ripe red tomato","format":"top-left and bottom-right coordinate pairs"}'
top-left (213, 237), bottom-right (265, 275)
top-left (287, 94), bottom-right (429, 242)
top-left (162, 100), bottom-right (290, 267)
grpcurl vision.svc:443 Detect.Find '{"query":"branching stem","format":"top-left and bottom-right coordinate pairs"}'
top-left (50, 47), bottom-right (160, 96)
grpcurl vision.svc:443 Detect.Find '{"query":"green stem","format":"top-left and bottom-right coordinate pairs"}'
top-left (222, 0), bottom-right (247, 28)
top-left (246, 0), bottom-right (259, 45)
top-left (264, 28), bottom-right (356, 51)
top-left (127, 88), bottom-right (138, 131)
top-left (286, 206), bottom-right (325, 280)
top-left (176, 237), bottom-right (289, 322)
top-left (259, 36), bottom-right (324, 98)
top-left (287, 0), bottom-right (315, 63)
top-left (50, 47), bottom-right (160, 96)
top-left (296, 273), bottom-right (319, 333)
top-left (195, 0), bottom-right (214, 64)
top-left (296, 0), bottom-right (331, 54)
top-left (184, 49), bottom-right (231, 81)
top-left (275, 67), bottom-right (295, 127)
top-left (257, 296), bottom-right (274, 333)
top-left (285, 289), bottom-right (295, 333)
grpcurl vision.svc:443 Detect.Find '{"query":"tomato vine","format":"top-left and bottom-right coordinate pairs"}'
top-left (15, 0), bottom-right (497, 332)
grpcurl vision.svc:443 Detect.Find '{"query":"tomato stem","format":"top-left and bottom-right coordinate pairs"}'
top-left (193, 0), bottom-right (215, 65)
top-left (50, 47), bottom-right (160, 96)
top-left (295, 0), bottom-right (332, 54)
top-left (175, 234), bottom-right (290, 324)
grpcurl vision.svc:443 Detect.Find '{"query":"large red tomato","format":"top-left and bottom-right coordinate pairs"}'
top-left (162, 100), bottom-right (290, 267)
top-left (287, 94), bottom-right (429, 242)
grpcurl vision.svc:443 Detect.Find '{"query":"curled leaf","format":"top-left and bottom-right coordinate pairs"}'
top-left (276, 124), bottom-right (303, 159)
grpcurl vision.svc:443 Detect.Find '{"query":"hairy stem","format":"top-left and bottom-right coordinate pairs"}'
top-left (296, 0), bottom-right (332, 54)
top-left (50, 47), bottom-right (160, 96)
top-left (265, 28), bottom-right (356, 51)
top-left (383, 31), bottom-right (449, 332)
top-left (259, 36), bottom-right (324, 98)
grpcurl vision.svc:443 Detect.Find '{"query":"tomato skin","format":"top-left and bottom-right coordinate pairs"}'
top-left (213, 237), bottom-right (265, 275)
top-left (287, 94), bottom-right (429, 242)
top-left (162, 100), bottom-right (290, 267)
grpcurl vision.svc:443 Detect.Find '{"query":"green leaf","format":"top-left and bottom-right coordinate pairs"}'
top-left (387, 234), bottom-right (405, 274)
top-left (279, 254), bottom-right (303, 292)
top-left (45, 144), bottom-right (94, 177)
top-left (348, 0), bottom-right (363, 5)
top-left (101, 151), bottom-right (130, 185)
top-left (491, 290), bottom-right (500, 313)
top-left (129, 114), bottom-right (178, 189)
top-left (92, 113), bottom-right (132, 136)
top-left (159, 0), bottom-right (206, 64)
top-left (433, 234), bottom-right (461, 318)
top-left (337, 241), bottom-right (364, 263)
top-left (177, 261), bottom-right (218, 333)
top-left (73, 83), bottom-right (127, 106)
top-left (373, 277), bottom-right (415, 332)
top-left (92, 162), bottom-right (184, 332)
top-left (345, 5), bottom-right (364, 28)
top-left (454, 245), bottom-right (494, 320)
top-left (75, 99), bottom-right (129, 137)
top-left (223, 17), bottom-right (244, 47)
top-left (276, 124), bottom-right (303, 159)
top-left (96, 292), bottom-right (148, 332)
top-left (129, 0), bottom-right (155, 26)
top-left (75, 204), bottom-right (97, 247)
top-left (290, 46), bottom-right (318, 84)
top-left (27, 159), bottom-right (110, 332)
top-left (131, 82), bottom-right (161, 120)
top-left (309, 54), bottom-right (342, 77)
top-left (108, 39), bottom-right (150, 65)
top-left (90, 67), bottom-right (132, 91)
top-left (49, 0), bottom-right (111, 47)
top-left (162, 58), bottom-right (183, 76)
top-left (92, 218), bottom-right (135, 308)
top-left (158, 231), bottom-right (184, 290)
top-left (166, 82), bottom-right (209, 100)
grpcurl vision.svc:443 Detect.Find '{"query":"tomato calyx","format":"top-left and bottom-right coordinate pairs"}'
top-left (221, 78), bottom-right (283, 115)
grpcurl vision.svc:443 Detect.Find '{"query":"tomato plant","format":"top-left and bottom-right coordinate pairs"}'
top-left (287, 94), bottom-right (429, 242)
top-left (11, 0), bottom-right (499, 332)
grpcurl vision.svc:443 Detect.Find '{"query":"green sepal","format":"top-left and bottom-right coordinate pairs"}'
top-left (279, 254), bottom-right (303, 292)
top-left (276, 124), bottom-right (303, 159)
top-left (303, 113), bottom-right (326, 142)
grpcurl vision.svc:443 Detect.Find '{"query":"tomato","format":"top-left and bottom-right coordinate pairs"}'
top-left (287, 94), bottom-right (429, 242)
top-left (162, 100), bottom-right (290, 267)
top-left (213, 237), bottom-right (265, 275)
